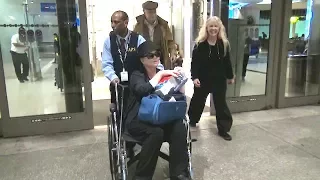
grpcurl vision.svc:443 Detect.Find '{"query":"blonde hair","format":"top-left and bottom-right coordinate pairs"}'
top-left (195, 16), bottom-right (230, 56)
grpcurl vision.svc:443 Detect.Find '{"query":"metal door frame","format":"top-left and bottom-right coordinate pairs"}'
top-left (210, 0), bottom-right (284, 114)
top-left (0, 0), bottom-right (94, 137)
top-left (0, 43), bottom-right (7, 137)
top-left (276, 0), bottom-right (320, 108)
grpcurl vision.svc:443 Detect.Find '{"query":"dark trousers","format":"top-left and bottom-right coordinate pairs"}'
top-left (188, 82), bottom-right (233, 133)
top-left (242, 53), bottom-right (250, 77)
top-left (127, 120), bottom-right (189, 179)
top-left (10, 51), bottom-right (29, 80)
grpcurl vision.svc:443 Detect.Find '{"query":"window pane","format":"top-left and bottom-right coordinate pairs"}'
top-left (284, 0), bottom-right (320, 97)
top-left (0, 0), bottom-right (85, 117)
top-left (227, 1), bottom-right (272, 97)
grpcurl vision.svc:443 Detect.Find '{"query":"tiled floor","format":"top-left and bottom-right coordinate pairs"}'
top-left (0, 105), bottom-right (320, 180)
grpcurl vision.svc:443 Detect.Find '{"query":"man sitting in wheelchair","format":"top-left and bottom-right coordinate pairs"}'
top-left (124, 41), bottom-right (191, 180)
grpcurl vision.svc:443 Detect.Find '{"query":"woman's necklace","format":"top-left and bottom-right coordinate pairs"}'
top-left (207, 38), bottom-right (217, 46)
top-left (208, 40), bottom-right (220, 59)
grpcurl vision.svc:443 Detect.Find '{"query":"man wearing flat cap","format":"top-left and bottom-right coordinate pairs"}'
top-left (133, 1), bottom-right (176, 70)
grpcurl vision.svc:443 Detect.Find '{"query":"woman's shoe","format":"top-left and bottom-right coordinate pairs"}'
top-left (218, 131), bottom-right (232, 141)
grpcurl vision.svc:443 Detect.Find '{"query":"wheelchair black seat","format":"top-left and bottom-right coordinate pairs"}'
top-left (123, 131), bottom-right (140, 143)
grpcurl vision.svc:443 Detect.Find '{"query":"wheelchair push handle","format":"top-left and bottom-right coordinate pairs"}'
top-left (109, 103), bottom-right (117, 113)
top-left (113, 82), bottom-right (129, 113)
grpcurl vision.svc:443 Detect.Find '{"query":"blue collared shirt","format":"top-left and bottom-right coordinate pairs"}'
top-left (101, 31), bottom-right (164, 81)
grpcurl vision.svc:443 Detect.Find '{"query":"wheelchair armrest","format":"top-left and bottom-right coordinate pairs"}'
top-left (117, 83), bottom-right (129, 91)
top-left (109, 103), bottom-right (117, 113)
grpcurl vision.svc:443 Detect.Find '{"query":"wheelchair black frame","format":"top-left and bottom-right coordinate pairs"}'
top-left (107, 83), bottom-right (195, 180)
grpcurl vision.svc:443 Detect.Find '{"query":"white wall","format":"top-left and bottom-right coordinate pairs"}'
top-left (89, 0), bottom-right (180, 60)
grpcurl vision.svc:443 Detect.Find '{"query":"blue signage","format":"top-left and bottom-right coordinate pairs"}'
top-left (40, 3), bottom-right (56, 12)
top-left (76, 18), bottom-right (80, 26)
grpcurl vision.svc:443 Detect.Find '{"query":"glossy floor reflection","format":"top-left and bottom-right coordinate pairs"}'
top-left (4, 58), bottom-right (66, 117)
top-left (1, 106), bottom-right (320, 180)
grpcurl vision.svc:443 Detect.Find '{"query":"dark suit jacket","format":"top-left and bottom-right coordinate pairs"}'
top-left (124, 69), bottom-right (156, 127)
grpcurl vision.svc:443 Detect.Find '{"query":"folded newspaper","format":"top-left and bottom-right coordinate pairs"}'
top-left (154, 72), bottom-right (188, 100)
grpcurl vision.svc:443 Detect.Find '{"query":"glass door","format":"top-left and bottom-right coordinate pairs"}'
top-left (210, 0), bottom-right (284, 113)
top-left (0, 43), bottom-right (6, 137)
top-left (278, 0), bottom-right (320, 107)
top-left (277, 0), bottom-right (320, 108)
top-left (0, 0), bottom-right (93, 137)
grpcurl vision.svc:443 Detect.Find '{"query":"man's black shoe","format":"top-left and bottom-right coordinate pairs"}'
top-left (18, 79), bottom-right (24, 83)
top-left (126, 147), bottom-right (134, 159)
top-left (218, 131), bottom-right (232, 141)
top-left (23, 77), bottom-right (29, 81)
top-left (189, 122), bottom-right (196, 127)
top-left (171, 174), bottom-right (191, 180)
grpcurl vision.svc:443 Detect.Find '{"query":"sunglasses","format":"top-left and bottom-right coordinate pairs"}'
top-left (144, 51), bottom-right (161, 59)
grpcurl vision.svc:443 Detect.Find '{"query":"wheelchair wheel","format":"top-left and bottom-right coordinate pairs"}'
top-left (187, 129), bottom-right (194, 179)
top-left (188, 130), bottom-right (192, 153)
top-left (119, 144), bottom-right (128, 180)
top-left (108, 117), bottom-right (117, 180)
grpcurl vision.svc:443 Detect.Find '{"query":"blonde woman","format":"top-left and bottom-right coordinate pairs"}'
top-left (188, 16), bottom-right (235, 141)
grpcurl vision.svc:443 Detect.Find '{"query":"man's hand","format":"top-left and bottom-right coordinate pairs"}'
top-left (227, 79), bottom-right (235, 84)
top-left (227, 76), bottom-right (235, 84)
top-left (193, 79), bottom-right (201, 88)
top-left (111, 78), bottom-right (120, 85)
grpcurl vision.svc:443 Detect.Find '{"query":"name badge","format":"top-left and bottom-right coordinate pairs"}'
top-left (120, 71), bottom-right (128, 82)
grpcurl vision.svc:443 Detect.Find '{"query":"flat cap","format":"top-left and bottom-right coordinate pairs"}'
top-left (142, 1), bottom-right (158, 10)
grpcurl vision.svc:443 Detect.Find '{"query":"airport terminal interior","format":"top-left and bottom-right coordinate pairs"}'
top-left (0, 0), bottom-right (320, 179)
top-left (1, 0), bottom-right (317, 117)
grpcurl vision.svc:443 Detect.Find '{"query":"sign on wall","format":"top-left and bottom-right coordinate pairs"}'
top-left (40, 3), bottom-right (56, 12)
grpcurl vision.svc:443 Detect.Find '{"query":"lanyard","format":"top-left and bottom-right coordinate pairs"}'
top-left (116, 33), bottom-right (131, 71)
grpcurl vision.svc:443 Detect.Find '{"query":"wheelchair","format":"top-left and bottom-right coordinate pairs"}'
top-left (107, 83), bottom-right (196, 180)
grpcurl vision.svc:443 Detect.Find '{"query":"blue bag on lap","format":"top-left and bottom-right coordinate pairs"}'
top-left (138, 94), bottom-right (187, 125)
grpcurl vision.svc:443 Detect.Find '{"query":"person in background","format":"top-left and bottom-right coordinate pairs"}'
top-left (53, 33), bottom-right (60, 63)
top-left (242, 35), bottom-right (252, 80)
top-left (133, 1), bottom-right (176, 69)
top-left (188, 16), bottom-right (235, 141)
top-left (262, 32), bottom-right (267, 40)
top-left (172, 43), bottom-right (184, 68)
top-left (10, 28), bottom-right (29, 83)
